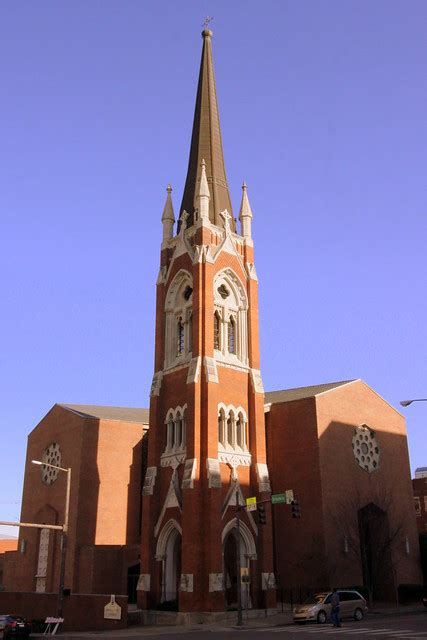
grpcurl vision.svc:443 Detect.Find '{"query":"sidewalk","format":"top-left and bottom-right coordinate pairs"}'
top-left (37, 603), bottom-right (426, 639)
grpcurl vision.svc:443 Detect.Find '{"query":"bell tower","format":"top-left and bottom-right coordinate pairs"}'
top-left (138, 28), bottom-right (275, 616)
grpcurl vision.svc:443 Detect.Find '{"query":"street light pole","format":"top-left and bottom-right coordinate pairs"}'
top-left (236, 487), bottom-right (243, 627)
top-left (32, 460), bottom-right (71, 618)
top-left (57, 467), bottom-right (71, 618)
top-left (400, 399), bottom-right (427, 407)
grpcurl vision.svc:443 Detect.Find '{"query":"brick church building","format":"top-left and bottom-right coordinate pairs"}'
top-left (2, 29), bottom-right (421, 620)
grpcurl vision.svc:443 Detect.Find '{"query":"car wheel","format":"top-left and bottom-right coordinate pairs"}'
top-left (354, 608), bottom-right (363, 621)
top-left (317, 610), bottom-right (327, 624)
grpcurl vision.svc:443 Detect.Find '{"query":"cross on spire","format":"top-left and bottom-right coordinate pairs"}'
top-left (220, 209), bottom-right (232, 232)
top-left (203, 16), bottom-right (213, 29)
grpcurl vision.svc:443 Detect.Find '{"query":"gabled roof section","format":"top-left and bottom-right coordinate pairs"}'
top-left (179, 29), bottom-right (234, 230)
top-left (59, 404), bottom-right (149, 424)
top-left (265, 380), bottom-right (356, 405)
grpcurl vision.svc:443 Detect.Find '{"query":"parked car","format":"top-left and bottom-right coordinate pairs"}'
top-left (0, 615), bottom-right (31, 639)
top-left (293, 590), bottom-right (368, 624)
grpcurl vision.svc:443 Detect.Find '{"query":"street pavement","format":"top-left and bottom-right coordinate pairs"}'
top-left (48, 606), bottom-right (426, 640)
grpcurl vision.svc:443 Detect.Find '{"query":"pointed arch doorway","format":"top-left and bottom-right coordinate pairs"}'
top-left (157, 519), bottom-right (182, 606)
top-left (222, 519), bottom-right (256, 610)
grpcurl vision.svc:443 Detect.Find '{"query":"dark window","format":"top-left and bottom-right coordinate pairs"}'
top-left (228, 316), bottom-right (236, 354)
top-left (227, 417), bottom-right (233, 445)
top-left (214, 312), bottom-right (221, 349)
top-left (177, 320), bottom-right (185, 354)
top-left (183, 285), bottom-right (193, 300)
top-left (217, 284), bottom-right (229, 299)
top-left (188, 313), bottom-right (193, 352)
top-left (324, 595), bottom-right (332, 604)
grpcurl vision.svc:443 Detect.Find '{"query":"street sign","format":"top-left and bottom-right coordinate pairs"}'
top-left (271, 493), bottom-right (286, 504)
top-left (246, 496), bottom-right (257, 511)
top-left (285, 489), bottom-right (294, 504)
top-left (104, 595), bottom-right (122, 620)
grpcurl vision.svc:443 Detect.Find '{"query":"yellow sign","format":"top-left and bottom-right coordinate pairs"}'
top-left (246, 496), bottom-right (257, 512)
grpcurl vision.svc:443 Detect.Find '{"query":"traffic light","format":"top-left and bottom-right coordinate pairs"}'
top-left (257, 504), bottom-right (267, 525)
top-left (291, 499), bottom-right (301, 519)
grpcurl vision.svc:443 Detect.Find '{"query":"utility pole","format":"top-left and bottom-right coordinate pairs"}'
top-left (236, 487), bottom-right (243, 626)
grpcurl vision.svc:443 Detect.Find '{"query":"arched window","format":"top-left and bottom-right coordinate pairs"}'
top-left (180, 415), bottom-right (186, 449)
top-left (162, 406), bottom-right (187, 458)
top-left (188, 312), bottom-right (193, 353)
top-left (218, 405), bottom-right (250, 457)
top-left (236, 414), bottom-right (243, 448)
top-left (164, 270), bottom-right (193, 368)
top-left (175, 412), bottom-right (182, 449)
top-left (228, 316), bottom-right (236, 354)
top-left (213, 269), bottom-right (248, 365)
top-left (166, 415), bottom-right (174, 452)
top-left (214, 311), bottom-right (221, 350)
top-left (218, 409), bottom-right (226, 446)
top-left (177, 319), bottom-right (185, 355)
top-left (227, 412), bottom-right (234, 448)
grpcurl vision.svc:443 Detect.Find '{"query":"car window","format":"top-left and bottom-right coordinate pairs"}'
top-left (303, 594), bottom-right (327, 604)
top-left (338, 592), bottom-right (352, 601)
top-left (350, 592), bottom-right (362, 600)
top-left (324, 595), bottom-right (332, 604)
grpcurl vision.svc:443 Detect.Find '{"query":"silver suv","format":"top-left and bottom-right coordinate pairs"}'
top-left (293, 590), bottom-right (368, 624)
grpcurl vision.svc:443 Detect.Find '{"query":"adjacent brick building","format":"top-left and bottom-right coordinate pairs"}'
top-left (3, 404), bottom-right (148, 601)
top-left (413, 468), bottom-right (427, 534)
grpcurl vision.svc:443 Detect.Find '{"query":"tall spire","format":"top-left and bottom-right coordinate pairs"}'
top-left (179, 29), bottom-right (234, 230)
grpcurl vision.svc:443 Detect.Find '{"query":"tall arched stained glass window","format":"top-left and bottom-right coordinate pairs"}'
top-left (214, 311), bottom-right (221, 349)
top-left (177, 319), bottom-right (185, 355)
top-left (228, 316), bottom-right (236, 354)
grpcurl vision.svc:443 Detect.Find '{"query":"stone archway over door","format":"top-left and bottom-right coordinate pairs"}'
top-left (222, 520), bottom-right (256, 610)
top-left (164, 528), bottom-right (182, 603)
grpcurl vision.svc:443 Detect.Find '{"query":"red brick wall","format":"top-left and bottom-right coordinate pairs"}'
top-left (316, 380), bottom-right (421, 592)
top-left (267, 381), bottom-right (422, 599)
top-left (412, 477), bottom-right (427, 534)
top-left (266, 398), bottom-right (326, 591)
top-left (4, 405), bottom-right (146, 597)
top-left (0, 592), bottom-right (127, 631)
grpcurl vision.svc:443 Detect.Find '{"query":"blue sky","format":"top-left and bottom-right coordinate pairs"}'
top-left (1, 1), bottom-right (426, 536)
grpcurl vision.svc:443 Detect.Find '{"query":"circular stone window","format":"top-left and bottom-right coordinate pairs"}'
top-left (352, 425), bottom-right (380, 473)
top-left (41, 443), bottom-right (62, 485)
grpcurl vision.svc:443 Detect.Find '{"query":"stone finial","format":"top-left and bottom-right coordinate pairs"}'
top-left (196, 159), bottom-right (211, 221)
top-left (161, 184), bottom-right (175, 241)
top-left (238, 181), bottom-right (253, 238)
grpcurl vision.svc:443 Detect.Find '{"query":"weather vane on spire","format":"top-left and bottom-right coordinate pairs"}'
top-left (203, 16), bottom-right (213, 29)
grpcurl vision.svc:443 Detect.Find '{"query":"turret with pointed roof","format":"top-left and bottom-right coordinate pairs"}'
top-left (179, 29), bottom-right (235, 231)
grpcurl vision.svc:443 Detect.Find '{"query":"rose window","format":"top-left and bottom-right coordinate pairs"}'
top-left (352, 425), bottom-right (380, 473)
top-left (41, 443), bottom-right (62, 485)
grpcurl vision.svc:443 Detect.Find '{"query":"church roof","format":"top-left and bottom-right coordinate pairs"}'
top-left (179, 29), bottom-right (234, 230)
top-left (264, 380), bottom-right (356, 404)
top-left (59, 403), bottom-right (149, 424)
top-left (56, 381), bottom-right (356, 425)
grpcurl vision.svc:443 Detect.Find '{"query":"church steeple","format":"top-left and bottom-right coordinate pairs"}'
top-left (179, 29), bottom-right (234, 230)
